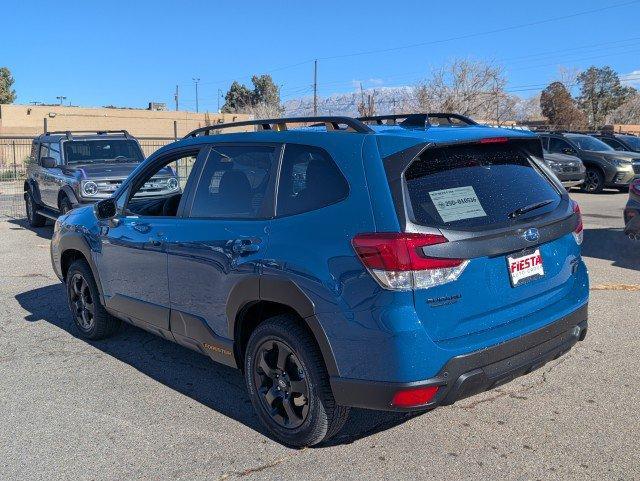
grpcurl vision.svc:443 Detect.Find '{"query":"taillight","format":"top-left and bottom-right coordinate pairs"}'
top-left (631, 179), bottom-right (640, 196)
top-left (391, 386), bottom-right (439, 408)
top-left (572, 200), bottom-right (583, 245)
top-left (352, 233), bottom-right (468, 291)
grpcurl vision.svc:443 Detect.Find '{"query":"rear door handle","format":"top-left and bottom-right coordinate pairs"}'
top-left (232, 238), bottom-right (260, 255)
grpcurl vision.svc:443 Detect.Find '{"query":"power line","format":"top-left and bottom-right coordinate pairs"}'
top-left (316, 1), bottom-right (640, 61)
top-left (175, 3), bottom-right (640, 98)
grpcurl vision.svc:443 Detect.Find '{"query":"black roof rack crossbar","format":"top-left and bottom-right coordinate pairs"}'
top-left (183, 116), bottom-right (374, 138)
top-left (44, 130), bottom-right (130, 140)
top-left (358, 113), bottom-right (478, 128)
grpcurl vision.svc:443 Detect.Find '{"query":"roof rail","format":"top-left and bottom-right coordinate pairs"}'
top-left (183, 116), bottom-right (374, 138)
top-left (357, 113), bottom-right (478, 128)
top-left (44, 130), bottom-right (130, 140)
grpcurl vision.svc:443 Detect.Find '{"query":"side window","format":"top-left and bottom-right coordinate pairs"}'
top-left (48, 141), bottom-right (62, 165)
top-left (539, 136), bottom-right (549, 150)
top-left (38, 143), bottom-right (49, 165)
top-left (603, 138), bottom-right (625, 150)
top-left (29, 142), bottom-right (39, 164)
top-left (189, 145), bottom-right (277, 219)
top-left (124, 150), bottom-right (199, 217)
top-left (548, 138), bottom-right (572, 154)
top-left (276, 144), bottom-right (348, 216)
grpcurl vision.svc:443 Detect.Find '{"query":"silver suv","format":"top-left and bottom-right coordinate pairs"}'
top-left (24, 130), bottom-right (179, 226)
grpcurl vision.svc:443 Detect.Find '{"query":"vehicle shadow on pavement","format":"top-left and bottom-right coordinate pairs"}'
top-left (582, 227), bottom-right (640, 271)
top-left (8, 218), bottom-right (54, 240)
top-left (15, 283), bottom-right (417, 447)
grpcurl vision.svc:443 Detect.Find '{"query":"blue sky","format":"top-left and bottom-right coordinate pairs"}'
top-left (3, 0), bottom-right (640, 111)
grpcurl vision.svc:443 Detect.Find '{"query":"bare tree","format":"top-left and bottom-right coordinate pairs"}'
top-left (513, 94), bottom-right (543, 121)
top-left (608, 92), bottom-right (640, 124)
top-left (245, 101), bottom-right (286, 119)
top-left (357, 83), bottom-right (376, 117)
top-left (557, 66), bottom-right (580, 91)
top-left (414, 59), bottom-right (514, 122)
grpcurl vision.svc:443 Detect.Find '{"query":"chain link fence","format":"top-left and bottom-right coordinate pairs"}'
top-left (0, 136), bottom-right (175, 220)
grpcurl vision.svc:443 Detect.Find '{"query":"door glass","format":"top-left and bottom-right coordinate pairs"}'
top-left (126, 151), bottom-right (199, 216)
top-left (48, 142), bottom-right (62, 165)
top-left (38, 143), bottom-right (50, 165)
top-left (540, 136), bottom-right (549, 150)
top-left (548, 138), bottom-right (572, 154)
top-left (276, 143), bottom-right (348, 216)
top-left (189, 145), bottom-right (277, 218)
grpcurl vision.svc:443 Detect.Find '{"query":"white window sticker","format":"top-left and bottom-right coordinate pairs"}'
top-left (427, 186), bottom-right (487, 223)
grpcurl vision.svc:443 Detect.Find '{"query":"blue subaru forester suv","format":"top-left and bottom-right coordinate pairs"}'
top-left (50, 113), bottom-right (589, 447)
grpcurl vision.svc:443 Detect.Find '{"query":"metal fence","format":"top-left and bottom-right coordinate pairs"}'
top-left (0, 136), bottom-right (176, 220)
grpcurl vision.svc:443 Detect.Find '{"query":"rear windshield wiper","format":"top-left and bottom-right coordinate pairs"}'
top-left (508, 199), bottom-right (555, 218)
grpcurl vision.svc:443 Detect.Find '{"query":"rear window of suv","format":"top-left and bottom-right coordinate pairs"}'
top-left (404, 142), bottom-right (560, 229)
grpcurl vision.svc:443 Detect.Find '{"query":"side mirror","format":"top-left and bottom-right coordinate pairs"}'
top-left (95, 198), bottom-right (117, 220)
top-left (41, 157), bottom-right (57, 168)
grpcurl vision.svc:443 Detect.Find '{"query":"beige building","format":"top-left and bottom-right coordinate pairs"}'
top-left (0, 104), bottom-right (250, 138)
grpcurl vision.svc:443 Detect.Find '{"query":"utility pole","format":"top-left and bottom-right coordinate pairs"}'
top-left (313, 59), bottom-right (318, 116)
top-left (217, 88), bottom-right (222, 113)
top-left (193, 78), bottom-right (200, 113)
top-left (174, 85), bottom-right (179, 111)
top-left (56, 96), bottom-right (66, 106)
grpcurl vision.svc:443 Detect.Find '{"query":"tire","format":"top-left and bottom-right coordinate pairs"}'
top-left (59, 196), bottom-right (73, 215)
top-left (244, 315), bottom-right (350, 447)
top-left (25, 190), bottom-right (46, 227)
top-left (66, 259), bottom-right (120, 340)
top-left (580, 167), bottom-right (605, 193)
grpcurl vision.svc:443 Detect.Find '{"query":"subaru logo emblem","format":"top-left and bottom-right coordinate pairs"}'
top-left (523, 228), bottom-right (540, 242)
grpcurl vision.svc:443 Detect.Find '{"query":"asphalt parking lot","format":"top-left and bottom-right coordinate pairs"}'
top-left (0, 191), bottom-right (638, 481)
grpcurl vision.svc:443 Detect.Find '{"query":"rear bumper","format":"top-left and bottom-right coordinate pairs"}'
top-left (330, 303), bottom-right (588, 411)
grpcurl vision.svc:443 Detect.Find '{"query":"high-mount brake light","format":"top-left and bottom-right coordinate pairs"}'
top-left (478, 137), bottom-right (509, 144)
top-left (571, 200), bottom-right (583, 245)
top-left (352, 233), bottom-right (468, 291)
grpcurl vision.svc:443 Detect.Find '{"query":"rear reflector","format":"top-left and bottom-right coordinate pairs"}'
top-left (352, 233), bottom-right (468, 290)
top-left (571, 200), bottom-right (583, 245)
top-left (391, 386), bottom-right (439, 407)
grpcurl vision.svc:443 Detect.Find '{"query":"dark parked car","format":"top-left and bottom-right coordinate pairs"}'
top-left (24, 130), bottom-right (179, 226)
top-left (592, 132), bottom-right (640, 153)
top-left (538, 132), bottom-right (639, 193)
top-left (542, 149), bottom-right (585, 188)
top-left (624, 178), bottom-right (640, 240)
top-left (51, 114), bottom-right (588, 447)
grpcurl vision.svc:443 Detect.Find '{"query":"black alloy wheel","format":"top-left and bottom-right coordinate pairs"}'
top-left (68, 272), bottom-right (95, 332)
top-left (253, 339), bottom-right (310, 429)
top-left (581, 168), bottom-right (604, 193)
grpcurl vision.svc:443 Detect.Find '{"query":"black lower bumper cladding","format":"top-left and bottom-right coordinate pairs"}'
top-left (331, 303), bottom-right (588, 411)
